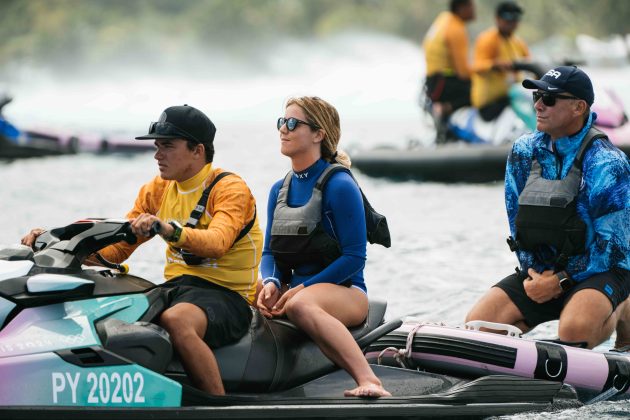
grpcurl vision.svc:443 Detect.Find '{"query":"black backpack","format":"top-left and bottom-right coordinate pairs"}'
top-left (316, 164), bottom-right (391, 248)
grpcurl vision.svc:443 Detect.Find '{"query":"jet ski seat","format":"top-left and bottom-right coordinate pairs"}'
top-left (168, 299), bottom-right (387, 392)
top-left (102, 288), bottom-right (388, 393)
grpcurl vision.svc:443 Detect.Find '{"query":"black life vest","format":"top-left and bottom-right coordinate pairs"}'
top-left (510, 127), bottom-right (607, 269)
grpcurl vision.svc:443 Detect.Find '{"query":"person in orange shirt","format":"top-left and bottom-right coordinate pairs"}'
top-left (423, 0), bottom-right (475, 118)
top-left (22, 104), bottom-right (263, 396)
top-left (471, 1), bottom-right (530, 121)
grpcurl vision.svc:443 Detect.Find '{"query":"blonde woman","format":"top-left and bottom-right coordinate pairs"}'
top-left (257, 96), bottom-right (390, 398)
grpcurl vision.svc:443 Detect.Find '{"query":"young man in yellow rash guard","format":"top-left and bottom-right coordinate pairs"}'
top-left (87, 105), bottom-right (261, 395)
top-left (423, 0), bottom-right (475, 116)
top-left (471, 1), bottom-right (529, 121)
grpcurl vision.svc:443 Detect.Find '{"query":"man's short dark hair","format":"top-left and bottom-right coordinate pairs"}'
top-left (186, 140), bottom-right (214, 163)
top-left (450, 0), bottom-right (471, 13)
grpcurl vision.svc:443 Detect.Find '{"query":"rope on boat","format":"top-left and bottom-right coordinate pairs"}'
top-left (376, 322), bottom-right (425, 368)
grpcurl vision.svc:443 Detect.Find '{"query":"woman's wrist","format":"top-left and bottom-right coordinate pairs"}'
top-left (262, 277), bottom-right (281, 289)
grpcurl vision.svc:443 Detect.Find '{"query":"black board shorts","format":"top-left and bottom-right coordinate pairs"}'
top-left (494, 268), bottom-right (630, 328)
top-left (159, 275), bottom-right (252, 348)
top-left (424, 74), bottom-right (471, 111)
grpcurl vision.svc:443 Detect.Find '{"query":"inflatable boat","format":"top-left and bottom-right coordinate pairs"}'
top-left (351, 141), bottom-right (630, 183)
top-left (0, 219), bottom-right (581, 418)
top-left (365, 320), bottom-right (630, 403)
top-left (353, 69), bottom-right (630, 183)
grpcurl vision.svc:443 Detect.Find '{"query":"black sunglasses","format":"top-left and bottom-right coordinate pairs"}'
top-left (277, 117), bottom-right (320, 131)
top-left (532, 91), bottom-right (578, 107)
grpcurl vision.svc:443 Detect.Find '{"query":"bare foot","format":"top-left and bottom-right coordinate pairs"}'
top-left (344, 383), bottom-right (391, 398)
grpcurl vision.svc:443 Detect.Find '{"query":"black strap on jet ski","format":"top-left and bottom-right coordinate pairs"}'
top-left (534, 341), bottom-right (568, 381)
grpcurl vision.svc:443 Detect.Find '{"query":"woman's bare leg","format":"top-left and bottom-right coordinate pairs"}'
top-left (284, 283), bottom-right (390, 398)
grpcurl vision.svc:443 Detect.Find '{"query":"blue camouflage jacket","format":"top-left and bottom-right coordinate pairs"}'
top-left (505, 112), bottom-right (630, 281)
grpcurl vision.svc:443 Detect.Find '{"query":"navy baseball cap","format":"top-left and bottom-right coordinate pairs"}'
top-left (136, 104), bottom-right (216, 144)
top-left (522, 66), bottom-right (594, 106)
top-left (496, 2), bottom-right (523, 21)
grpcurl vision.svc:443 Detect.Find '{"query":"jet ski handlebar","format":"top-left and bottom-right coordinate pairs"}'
top-left (32, 218), bottom-right (138, 270)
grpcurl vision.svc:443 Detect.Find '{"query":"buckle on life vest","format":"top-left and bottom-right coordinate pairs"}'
top-left (507, 236), bottom-right (519, 252)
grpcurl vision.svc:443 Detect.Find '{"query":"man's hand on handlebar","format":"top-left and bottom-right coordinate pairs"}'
top-left (130, 214), bottom-right (173, 239)
top-left (21, 228), bottom-right (46, 248)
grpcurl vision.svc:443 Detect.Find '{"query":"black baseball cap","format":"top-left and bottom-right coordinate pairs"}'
top-left (135, 104), bottom-right (216, 144)
top-left (522, 66), bottom-right (594, 106)
top-left (496, 1), bottom-right (523, 21)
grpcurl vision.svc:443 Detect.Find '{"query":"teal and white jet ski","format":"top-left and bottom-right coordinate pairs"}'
top-left (0, 219), bottom-right (581, 419)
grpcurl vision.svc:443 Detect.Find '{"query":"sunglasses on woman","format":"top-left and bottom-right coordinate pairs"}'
top-left (277, 117), bottom-right (320, 131)
top-left (532, 91), bottom-right (578, 107)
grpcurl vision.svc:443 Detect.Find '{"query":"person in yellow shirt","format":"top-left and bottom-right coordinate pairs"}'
top-left (423, 0), bottom-right (475, 117)
top-left (471, 1), bottom-right (530, 121)
top-left (22, 104), bottom-right (263, 396)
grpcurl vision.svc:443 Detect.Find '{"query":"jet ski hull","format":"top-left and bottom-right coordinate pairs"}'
top-left (0, 367), bottom-right (580, 419)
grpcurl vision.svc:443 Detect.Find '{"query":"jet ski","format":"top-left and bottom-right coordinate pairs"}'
top-left (0, 219), bottom-right (582, 418)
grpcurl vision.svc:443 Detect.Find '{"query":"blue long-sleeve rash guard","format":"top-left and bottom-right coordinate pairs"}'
top-left (261, 159), bottom-right (368, 292)
top-left (505, 112), bottom-right (630, 281)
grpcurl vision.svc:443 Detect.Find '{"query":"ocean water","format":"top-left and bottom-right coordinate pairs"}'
top-left (1, 32), bottom-right (629, 417)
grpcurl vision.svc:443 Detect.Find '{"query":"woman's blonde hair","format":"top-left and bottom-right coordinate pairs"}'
top-left (285, 96), bottom-right (351, 168)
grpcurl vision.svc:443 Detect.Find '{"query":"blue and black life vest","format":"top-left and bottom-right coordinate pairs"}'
top-left (508, 127), bottom-right (608, 269)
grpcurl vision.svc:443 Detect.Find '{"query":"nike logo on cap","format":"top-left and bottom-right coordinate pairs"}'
top-left (547, 87), bottom-right (558, 90)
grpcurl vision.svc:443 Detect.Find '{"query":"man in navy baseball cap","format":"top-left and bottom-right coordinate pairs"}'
top-left (522, 65), bottom-right (594, 106)
top-left (467, 62), bottom-right (630, 353)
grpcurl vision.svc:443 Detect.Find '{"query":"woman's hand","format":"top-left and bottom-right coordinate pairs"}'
top-left (523, 268), bottom-right (562, 303)
top-left (257, 282), bottom-right (281, 318)
top-left (271, 284), bottom-right (305, 317)
top-left (21, 228), bottom-right (46, 248)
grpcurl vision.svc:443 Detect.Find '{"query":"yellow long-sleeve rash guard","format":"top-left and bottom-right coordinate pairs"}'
top-left (99, 163), bottom-right (262, 303)
top-left (471, 27), bottom-right (530, 108)
top-left (423, 11), bottom-right (471, 79)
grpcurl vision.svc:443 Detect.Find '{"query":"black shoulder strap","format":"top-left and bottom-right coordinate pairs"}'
top-left (234, 207), bottom-right (256, 244)
top-left (185, 171), bottom-right (256, 245)
top-left (315, 163), bottom-right (353, 191)
top-left (185, 172), bottom-right (233, 228)
top-left (573, 127), bottom-right (608, 169)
